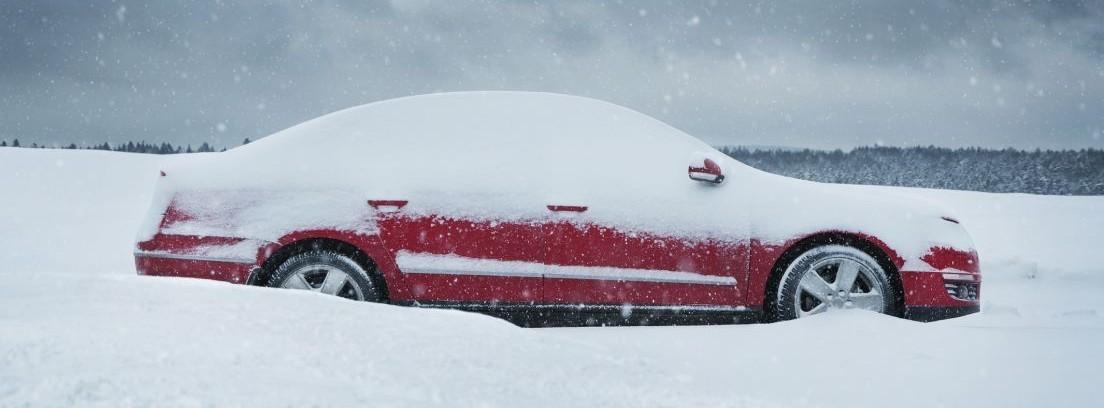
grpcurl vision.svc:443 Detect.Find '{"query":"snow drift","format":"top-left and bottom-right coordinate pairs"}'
top-left (2, 147), bottom-right (1102, 407)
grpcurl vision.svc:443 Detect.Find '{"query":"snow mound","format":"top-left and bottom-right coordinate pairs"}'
top-left (0, 274), bottom-right (777, 408)
top-left (3, 146), bottom-right (1104, 407)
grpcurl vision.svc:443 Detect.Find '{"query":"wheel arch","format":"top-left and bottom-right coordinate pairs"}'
top-left (254, 233), bottom-right (393, 301)
top-left (760, 231), bottom-right (906, 321)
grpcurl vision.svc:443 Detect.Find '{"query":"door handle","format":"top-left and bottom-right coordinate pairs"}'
top-left (369, 200), bottom-right (408, 212)
top-left (547, 205), bottom-right (588, 213)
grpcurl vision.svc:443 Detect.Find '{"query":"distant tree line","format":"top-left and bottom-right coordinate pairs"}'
top-left (719, 146), bottom-right (1104, 196)
top-left (0, 138), bottom-right (249, 154)
top-left (2, 139), bottom-right (1101, 195)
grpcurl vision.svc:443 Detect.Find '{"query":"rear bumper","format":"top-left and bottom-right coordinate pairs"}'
top-left (134, 233), bottom-right (268, 284)
top-left (134, 251), bottom-right (258, 284)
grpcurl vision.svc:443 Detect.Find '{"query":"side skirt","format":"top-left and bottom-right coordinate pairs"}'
top-left (394, 301), bottom-right (762, 327)
top-left (904, 305), bottom-right (981, 322)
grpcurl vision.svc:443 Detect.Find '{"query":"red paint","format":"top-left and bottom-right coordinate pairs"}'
top-left (688, 158), bottom-right (723, 175)
top-left (135, 256), bottom-right (253, 284)
top-left (371, 207), bottom-right (744, 306)
top-left (689, 158), bottom-right (725, 183)
top-left (921, 246), bottom-right (980, 273)
top-left (375, 213), bottom-right (548, 302)
top-left (899, 271), bottom-right (979, 307)
top-left (404, 274), bottom-right (542, 303)
top-left (136, 194), bottom-right (979, 318)
top-left (543, 220), bottom-right (743, 306)
top-left (744, 239), bottom-right (789, 307)
top-left (136, 234), bottom-right (246, 253)
top-left (159, 199), bottom-right (194, 228)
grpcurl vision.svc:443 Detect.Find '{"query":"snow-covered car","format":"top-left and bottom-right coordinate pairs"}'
top-left (134, 91), bottom-right (980, 325)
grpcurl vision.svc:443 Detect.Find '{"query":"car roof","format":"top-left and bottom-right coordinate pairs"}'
top-left (247, 91), bottom-right (709, 157)
top-left (172, 91), bottom-right (725, 194)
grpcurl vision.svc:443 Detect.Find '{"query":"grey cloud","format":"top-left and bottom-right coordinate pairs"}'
top-left (0, 0), bottom-right (1101, 149)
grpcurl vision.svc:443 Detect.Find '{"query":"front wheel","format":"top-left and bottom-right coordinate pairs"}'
top-left (770, 245), bottom-right (891, 321)
top-left (266, 250), bottom-right (382, 302)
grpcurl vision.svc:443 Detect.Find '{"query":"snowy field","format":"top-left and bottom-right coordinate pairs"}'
top-left (2, 147), bottom-right (1103, 407)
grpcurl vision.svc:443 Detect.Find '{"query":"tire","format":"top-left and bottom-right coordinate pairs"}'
top-left (266, 250), bottom-right (382, 302)
top-left (770, 245), bottom-right (891, 321)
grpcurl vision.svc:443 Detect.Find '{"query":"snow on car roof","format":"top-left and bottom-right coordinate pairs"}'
top-left (152, 92), bottom-right (742, 239)
top-left (166, 91), bottom-right (739, 213)
top-left (249, 91), bottom-right (712, 155)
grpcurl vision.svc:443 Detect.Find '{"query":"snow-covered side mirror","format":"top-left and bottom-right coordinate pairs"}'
top-left (689, 157), bottom-right (726, 185)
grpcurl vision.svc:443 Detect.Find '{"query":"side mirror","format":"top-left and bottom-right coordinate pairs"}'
top-left (689, 157), bottom-right (726, 184)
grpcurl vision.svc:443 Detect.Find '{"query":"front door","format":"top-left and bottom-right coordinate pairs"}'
top-left (542, 205), bottom-right (746, 309)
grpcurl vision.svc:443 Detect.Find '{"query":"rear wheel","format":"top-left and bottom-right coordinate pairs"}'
top-left (266, 250), bottom-right (381, 302)
top-left (770, 245), bottom-right (891, 321)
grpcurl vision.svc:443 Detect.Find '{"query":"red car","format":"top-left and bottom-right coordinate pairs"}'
top-left (135, 92), bottom-right (980, 325)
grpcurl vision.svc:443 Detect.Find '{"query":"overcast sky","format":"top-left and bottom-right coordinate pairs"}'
top-left (2, 0), bottom-right (1102, 149)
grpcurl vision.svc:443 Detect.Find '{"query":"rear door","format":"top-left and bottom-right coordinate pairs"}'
top-left (375, 199), bottom-right (549, 305)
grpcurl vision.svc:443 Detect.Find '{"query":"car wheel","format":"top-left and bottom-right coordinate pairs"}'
top-left (771, 244), bottom-right (891, 321)
top-left (267, 250), bottom-right (381, 302)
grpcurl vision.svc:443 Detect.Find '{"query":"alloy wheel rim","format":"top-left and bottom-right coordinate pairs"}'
top-left (281, 264), bottom-right (365, 301)
top-left (794, 255), bottom-right (885, 317)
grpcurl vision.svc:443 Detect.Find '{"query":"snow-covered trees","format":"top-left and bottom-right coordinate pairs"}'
top-left (720, 146), bottom-right (1104, 195)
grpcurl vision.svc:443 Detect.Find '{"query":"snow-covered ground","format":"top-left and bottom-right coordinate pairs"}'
top-left (2, 147), bottom-right (1102, 407)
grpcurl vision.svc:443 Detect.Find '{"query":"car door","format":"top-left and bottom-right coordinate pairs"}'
top-left (540, 148), bottom-right (748, 310)
top-left (542, 206), bottom-right (746, 308)
top-left (374, 197), bottom-right (550, 305)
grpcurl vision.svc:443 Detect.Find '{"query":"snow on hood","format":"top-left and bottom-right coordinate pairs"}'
top-left (146, 91), bottom-right (973, 268)
top-left (743, 170), bottom-right (976, 269)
